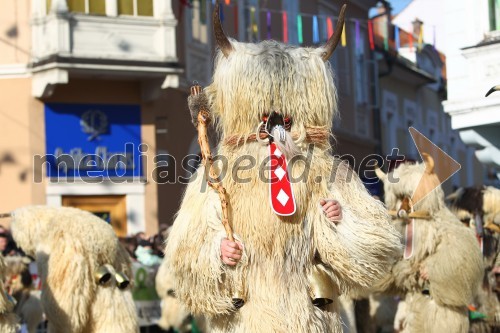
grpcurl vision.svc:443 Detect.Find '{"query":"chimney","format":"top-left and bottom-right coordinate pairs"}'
top-left (412, 18), bottom-right (423, 37)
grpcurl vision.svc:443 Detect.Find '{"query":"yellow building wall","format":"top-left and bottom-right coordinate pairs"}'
top-left (0, 78), bottom-right (46, 228)
top-left (0, 0), bottom-right (31, 65)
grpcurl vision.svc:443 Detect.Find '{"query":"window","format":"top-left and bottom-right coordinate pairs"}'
top-left (319, 5), bottom-right (350, 96)
top-left (489, 0), bottom-right (500, 31)
top-left (46, 0), bottom-right (153, 16)
top-left (354, 21), bottom-right (370, 138)
top-left (118, 0), bottom-right (153, 16)
top-left (243, 0), bottom-right (259, 42)
top-left (66, 0), bottom-right (106, 15)
top-left (282, 0), bottom-right (298, 44)
top-left (191, 0), bottom-right (208, 43)
top-left (334, 46), bottom-right (351, 96)
top-left (404, 99), bottom-right (417, 158)
top-left (354, 21), bottom-right (368, 106)
top-left (382, 90), bottom-right (397, 153)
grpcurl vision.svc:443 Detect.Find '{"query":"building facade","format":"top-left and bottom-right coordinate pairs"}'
top-left (0, 0), bottom-right (197, 235)
top-left (372, 3), bottom-right (488, 194)
top-left (394, 0), bottom-right (500, 185)
top-left (182, 0), bottom-right (381, 165)
top-left (1, 0), bottom-right (490, 234)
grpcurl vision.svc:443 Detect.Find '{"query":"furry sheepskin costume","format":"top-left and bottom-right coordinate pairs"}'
top-left (448, 185), bottom-right (500, 330)
top-left (0, 253), bottom-right (18, 333)
top-left (10, 206), bottom-right (138, 333)
top-left (163, 4), bottom-right (401, 333)
top-left (156, 257), bottom-right (207, 332)
top-left (375, 159), bottom-right (484, 333)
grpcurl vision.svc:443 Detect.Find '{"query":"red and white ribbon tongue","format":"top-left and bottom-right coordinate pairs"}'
top-left (403, 219), bottom-right (415, 259)
top-left (269, 142), bottom-right (296, 216)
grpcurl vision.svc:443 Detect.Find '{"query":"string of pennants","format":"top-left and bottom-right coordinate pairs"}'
top-left (185, 0), bottom-right (431, 52)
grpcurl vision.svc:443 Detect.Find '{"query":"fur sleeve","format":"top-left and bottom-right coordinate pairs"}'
top-left (314, 161), bottom-right (402, 292)
top-left (163, 167), bottom-right (236, 316)
top-left (424, 221), bottom-right (483, 307)
top-left (38, 229), bottom-right (94, 333)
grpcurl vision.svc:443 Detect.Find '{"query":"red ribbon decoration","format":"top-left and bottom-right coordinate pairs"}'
top-left (269, 143), bottom-right (296, 216)
top-left (327, 17), bottom-right (334, 40)
top-left (283, 12), bottom-right (288, 43)
top-left (368, 20), bottom-right (375, 51)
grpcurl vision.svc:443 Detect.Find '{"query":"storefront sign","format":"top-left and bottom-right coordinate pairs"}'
top-left (45, 103), bottom-right (142, 179)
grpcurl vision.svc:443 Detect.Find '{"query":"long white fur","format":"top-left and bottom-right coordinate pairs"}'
top-left (377, 162), bottom-right (484, 332)
top-left (164, 37), bottom-right (402, 333)
top-left (156, 256), bottom-right (207, 332)
top-left (483, 186), bottom-right (500, 225)
top-left (10, 206), bottom-right (138, 333)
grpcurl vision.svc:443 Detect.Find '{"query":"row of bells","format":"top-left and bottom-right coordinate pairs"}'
top-left (231, 262), bottom-right (337, 309)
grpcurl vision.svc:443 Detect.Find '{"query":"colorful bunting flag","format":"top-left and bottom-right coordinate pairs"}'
top-left (195, 5), bottom-right (441, 55)
top-left (251, 7), bottom-right (257, 39)
top-left (327, 17), bottom-right (333, 40)
top-left (395, 26), bottom-right (400, 51)
top-left (267, 11), bottom-right (271, 39)
top-left (341, 22), bottom-right (346, 47)
top-left (383, 21), bottom-right (388, 51)
top-left (283, 12), bottom-right (288, 43)
top-left (355, 19), bottom-right (360, 51)
top-left (368, 19), bottom-right (374, 50)
top-left (313, 15), bottom-right (319, 44)
top-left (219, 2), bottom-right (224, 22)
top-left (297, 14), bottom-right (303, 44)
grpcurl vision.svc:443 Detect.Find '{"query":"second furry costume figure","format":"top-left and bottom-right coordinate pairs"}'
top-left (375, 155), bottom-right (484, 333)
top-left (10, 206), bottom-right (139, 333)
top-left (164, 3), bottom-right (401, 332)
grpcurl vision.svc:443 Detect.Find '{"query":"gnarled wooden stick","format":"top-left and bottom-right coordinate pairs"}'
top-left (190, 84), bottom-right (235, 242)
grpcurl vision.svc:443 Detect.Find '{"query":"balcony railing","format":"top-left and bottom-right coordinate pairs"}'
top-left (31, 0), bottom-right (181, 98)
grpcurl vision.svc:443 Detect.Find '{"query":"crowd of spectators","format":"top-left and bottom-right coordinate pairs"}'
top-left (0, 226), bottom-right (23, 257)
top-left (0, 222), bottom-right (170, 263)
top-left (119, 223), bottom-right (169, 266)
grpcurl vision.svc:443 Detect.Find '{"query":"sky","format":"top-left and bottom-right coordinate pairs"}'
top-left (389, 0), bottom-right (413, 15)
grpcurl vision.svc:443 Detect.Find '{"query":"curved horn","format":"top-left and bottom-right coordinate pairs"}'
top-left (485, 85), bottom-right (500, 97)
top-left (213, 1), bottom-right (233, 58)
top-left (421, 152), bottom-right (435, 174)
top-left (374, 166), bottom-right (387, 181)
top-left (321, 4), bottom-right (347, 61)
top-left (445, 187), bottom-right (465, 201)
